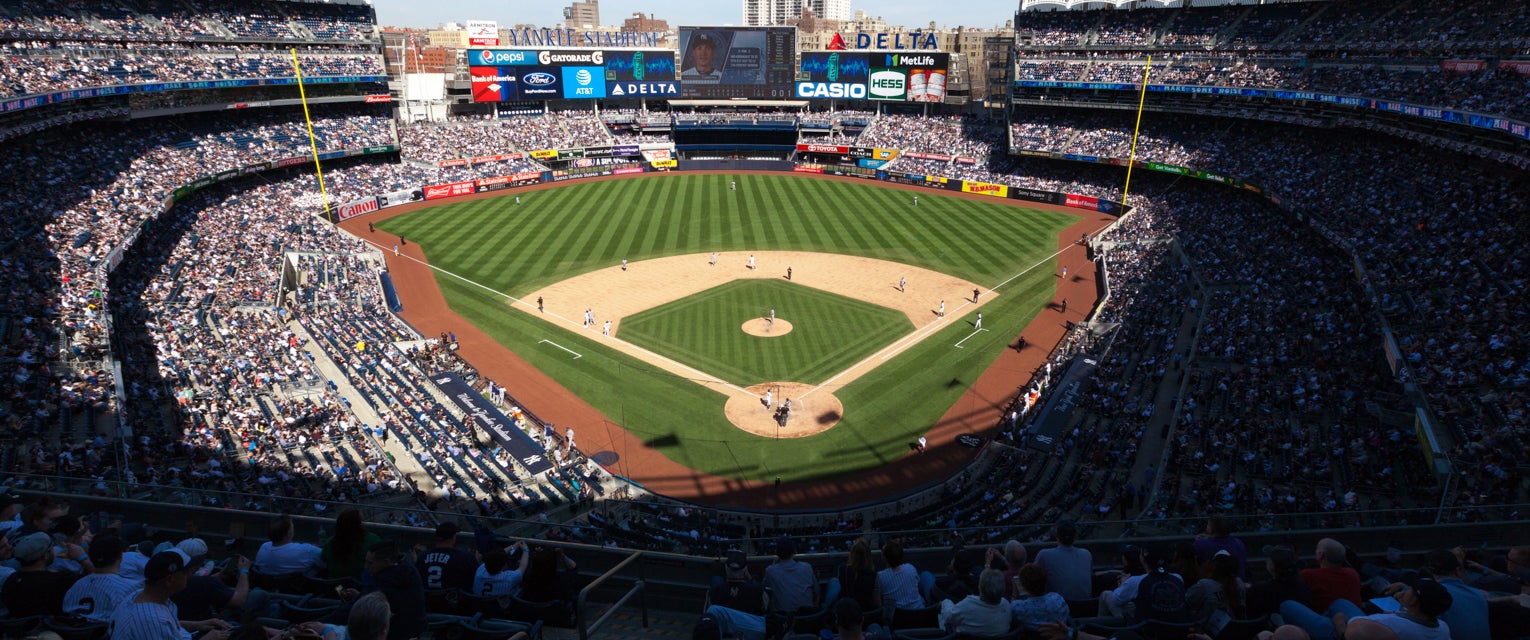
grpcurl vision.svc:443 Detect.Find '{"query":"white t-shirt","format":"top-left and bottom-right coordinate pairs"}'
top-left (254, 541), bottom-right (325, 576)
top-left (472, 565), bottom-right (523, 597)
top-left (1353, 614), bottom-right (1452, 640)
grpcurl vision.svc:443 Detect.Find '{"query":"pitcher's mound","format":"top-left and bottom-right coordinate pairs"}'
top-left (741, 318), bottom-right (793, 337)
top-left (725, 382), bottom-right (842, 438)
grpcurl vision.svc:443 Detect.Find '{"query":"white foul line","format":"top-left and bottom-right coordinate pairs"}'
top-left (953, 328), bottom-right (990, 349)
top-left (538, 339), bottom-right (583, 359)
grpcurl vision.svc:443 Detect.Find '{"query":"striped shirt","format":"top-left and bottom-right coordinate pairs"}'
top-left (110, 597), bottom-right (192, 640)
top-left (64, 573), bottom-right (143, 622)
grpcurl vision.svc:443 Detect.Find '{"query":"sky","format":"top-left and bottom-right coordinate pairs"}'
top-left (369, 0), bottom-right (1018, 31)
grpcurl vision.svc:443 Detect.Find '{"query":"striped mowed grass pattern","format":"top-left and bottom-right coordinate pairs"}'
top-left (380, 174), bottom-right (1077, 484)
top-left (617, 280), bottom-right (913, 386)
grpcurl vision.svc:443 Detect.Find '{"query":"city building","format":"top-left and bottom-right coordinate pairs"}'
top-left (743, 0), bottom-right (851, 27)
top-left (564, 0), bottom-right (600, 29)
top-left (622, 12), bottom-right (669, 33)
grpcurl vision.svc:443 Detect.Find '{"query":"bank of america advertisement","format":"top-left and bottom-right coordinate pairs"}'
top-left (469, 49), bottom-right (677, 102)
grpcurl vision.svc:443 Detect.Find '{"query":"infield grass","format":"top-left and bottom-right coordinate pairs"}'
top-left (379, 174), bottom-right (1077, 485)
top-left (617, 280), bottom-right (913, 386)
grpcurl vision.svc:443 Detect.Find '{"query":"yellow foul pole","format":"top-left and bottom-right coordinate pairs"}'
top-left (1121, 55), bottom-right (1153, 209)
top-left (291, 48), bottom-right (332, 218)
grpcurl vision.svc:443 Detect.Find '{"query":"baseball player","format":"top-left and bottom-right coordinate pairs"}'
top-left (975, 313), bottom-right (982, 330)
top-left (566, 428), bottom-right (575, 451)
top-left (899, 276), bottom-right (906, 292)
top-left (710, 252), bottom-right (717, 267)
top-left (515, 196), bottom-right (521, 205)
top-left (1061, 266), bottom-right (1067, 278)
top-left (621, 258), bottom-right (628, 271)
top-left (763, 389), bottom-right (773, 409)
top-left (393, 244), bottom-right (399, 256)
top-left (973, 288), bottom-right (980, 303)
top-left (585, 309), bottom-right (594, 327)
top-left (537, 296), bottom-right (543, 312)
top-left (603, 320), bottom-right (611, 336)
top-left (769, 308), bottom-right (775, 325)
top-left (917, 436), bottom-right (927, 453)
top-left (748, 254), bottom-right (756, 270)
top-left (913, 195), bottom-right (918, 207)
top-left (938, 300), bottom-right (945, 318)
top-left (731, 180), bottom-right (736, 191)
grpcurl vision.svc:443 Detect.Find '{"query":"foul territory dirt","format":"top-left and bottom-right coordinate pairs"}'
top-left (340, 171), bottom-right (1114, 509)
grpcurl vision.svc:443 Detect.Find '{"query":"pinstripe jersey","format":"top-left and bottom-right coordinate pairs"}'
top-left (63, 572), bottom-right (143, 622)
top-left (110, 596), bottom-right (192, 640)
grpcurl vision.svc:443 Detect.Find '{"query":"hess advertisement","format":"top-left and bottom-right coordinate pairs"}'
top-left (869, 52), bottom-right (949, 102)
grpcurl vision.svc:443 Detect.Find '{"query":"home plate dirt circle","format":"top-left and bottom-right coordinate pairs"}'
top-left (724, 382), bottom-right (842, 438)
top-left (740, 318), bottom-right (793, 337)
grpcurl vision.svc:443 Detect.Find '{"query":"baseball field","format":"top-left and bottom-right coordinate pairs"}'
top-left (374, 173), bottom-right (1079, 487)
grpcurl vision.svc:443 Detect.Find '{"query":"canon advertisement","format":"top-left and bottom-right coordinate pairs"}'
top-left (469, 48), bottom-right (675, 102)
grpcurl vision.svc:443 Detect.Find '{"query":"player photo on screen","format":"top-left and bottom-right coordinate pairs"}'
top-left (681, 30), bottom-right (729, 84)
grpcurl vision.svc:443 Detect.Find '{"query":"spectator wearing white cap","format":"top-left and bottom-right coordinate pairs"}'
top-left (171, 538), bottom-right (266, 625)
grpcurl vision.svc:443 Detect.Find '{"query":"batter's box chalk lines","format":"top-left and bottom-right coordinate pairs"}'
top-left (538, 339), bottom-right (583, 359)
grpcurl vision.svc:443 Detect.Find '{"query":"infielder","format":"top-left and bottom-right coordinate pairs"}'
top-left (748, 254), bottom-right (756, 270)
top-left (899, 276), bottom-right (907, 292)
top-left (938, 300), bottom-right (945, 318)
top-left (516, 196), bottom-right (521, 205)
top-left (603, 320), bottom-right (611, 336)
top-left (710, 252), bottom-right (717, 266)
top-left (621, 258), bottom-right (628, 271)
top-left (731, 180), bottom-right (736, 190)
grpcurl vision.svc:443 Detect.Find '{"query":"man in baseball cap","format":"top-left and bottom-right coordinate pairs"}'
top-left (0, 531), bottom-right (80, 616)
top-left (112, 549), bottom-right (233, 640)
top-left (1330, 577), bottom-right (1453, 640)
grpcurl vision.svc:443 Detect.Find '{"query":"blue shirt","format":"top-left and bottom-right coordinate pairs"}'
top-left (877, 564), bottom-right (924, 609)
top-left (1035, 545), bottom-right (1093, 601)
top-left (1436, 577), bottom-right (1489, 640)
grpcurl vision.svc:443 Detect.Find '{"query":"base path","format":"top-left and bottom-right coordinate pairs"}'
top-left (341, 170), bottom-right (1115, 509)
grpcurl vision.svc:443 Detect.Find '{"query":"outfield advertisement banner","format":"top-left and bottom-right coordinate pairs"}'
top-left (429, 371), bottom-right (553, 475)
top-left (377, 188), bottom-right (422, 208)
top-left (471, 153), bottom-right (524, 164)
top-left (1064, 193), bottom-right (1099, 210)
top-left (531, 149), bottom-right (559, 160)
top-left (439, 159), bottom-right (469, 168)
top-left (797, 143), bottom-right (849, 154)
top-left (335, 197), bottom-right (380, 221)
top-left (424, 181), bottom-right (476, 200)
top-left (961, 181), bottom-right (1008, 198)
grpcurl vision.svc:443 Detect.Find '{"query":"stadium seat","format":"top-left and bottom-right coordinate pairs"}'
top-left (0, 615), bottom-right (45, 638)
top-left (510, 595), bottom-right (575, 627)
top-left (889, 604), bottom-right (942, 631)
top-left (459, 592), bottom-right (515, 619)
top-left (893, 629), bottom-right (957, 640)
top-left (1216, 614), bottom-right (1272, 640)
top-left (457, 613), bottom-right (542, 640)
top-left (426, 587), bottom-right (465, 615)
top-left (278, 596), bottom-right (342, 623)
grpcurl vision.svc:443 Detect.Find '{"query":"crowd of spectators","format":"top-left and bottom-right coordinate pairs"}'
top-left (1012, 0), bottom-right (1530, 121)
top-left (397, 111), bottom-right (616, 163)
top-left (0, 0), bottom-right (381, 100)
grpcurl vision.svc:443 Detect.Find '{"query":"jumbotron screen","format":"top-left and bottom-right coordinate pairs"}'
top-left (678, 27), bottom-right (797, 99)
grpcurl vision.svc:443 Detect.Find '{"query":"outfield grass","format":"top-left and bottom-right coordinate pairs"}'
top-left (379, 174), bottom-right (1077, 484)
top-left (617, 280), bottom-right (913, 386)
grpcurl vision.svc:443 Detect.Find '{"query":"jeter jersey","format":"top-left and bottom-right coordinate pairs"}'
top-left (63, 573), bottom-right (143, 622)
top-left (416, 546), bottom-right (477, 591)
top-left (111, 598), bottom-right (192, 640)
